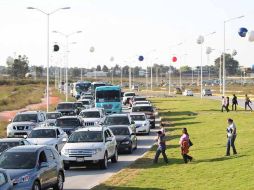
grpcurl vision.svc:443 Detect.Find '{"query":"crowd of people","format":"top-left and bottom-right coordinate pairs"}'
top-left (221, 94), bottom-right (252, 112)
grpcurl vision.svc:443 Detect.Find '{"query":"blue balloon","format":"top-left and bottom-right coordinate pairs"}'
top-left (138, 56), bottom-right (144, 61)
top-left (238, 27), bottom-right (248, 37)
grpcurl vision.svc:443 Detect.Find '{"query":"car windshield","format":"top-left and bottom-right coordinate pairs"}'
top-left (13, 114), bottom-right (37, 122)
top-left (80, 100), bottom-right (90, 105)
top-left (130, 115), bottom-right (146, 121)
top-left (28, 129), bottom-right (56, 138)
top-left (74, 103), bottom-right (83, 108)
top-left (80, 111), bottom-right (100, 118)
top-left (0, 142), bottom-right (19, 153)
top-left (134, 97), bottom-right (146, 101)
top-left (110, 127), bottom-right (130, 136)
top-left (76, 83), bottom-right (91, 92)
top-left (56, 118), bottom-right (80, 128)
top-left (68, 131), bottom-right (103, 142)
top-left (132, 106), bottom-right (153, 112)
top-left (96, 90), bottom-right (120, 102)
top-left (0, 152), bottom-right (37, 169)
top-left (46, 113), bottom-right (61, 119)
top-left (83, 96), bottom-right (93, 100)
top-left (135, 101), bottom-right (149, 105)
top-left (125, 93), bottom-right (135, 97)
top-left (57, 103), bottom-right (74, 110)
top-left (104, 116), bottom-right (130, 125)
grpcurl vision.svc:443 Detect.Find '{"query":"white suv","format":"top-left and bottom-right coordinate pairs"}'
top-left (79, 108), bottom-right (105, 127)
top-left (61, 126), bottom-right (118, 170)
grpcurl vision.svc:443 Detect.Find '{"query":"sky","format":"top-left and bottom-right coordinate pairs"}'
top-left (0, 0), bottom-right (254, 69)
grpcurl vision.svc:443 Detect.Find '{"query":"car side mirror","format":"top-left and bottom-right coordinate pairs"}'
top-left (131, 121), bottom-right (135, 124)
top-left (40, 162), bottom-right (49, 168)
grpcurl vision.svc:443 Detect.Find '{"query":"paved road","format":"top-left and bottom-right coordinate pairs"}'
top-left (63, 106), bottom-right (159, 190)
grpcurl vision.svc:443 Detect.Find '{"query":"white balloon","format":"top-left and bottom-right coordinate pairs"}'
top-left (89, 46), bottom-right (95, 52)
top-left (206, 47), bottom-right (212, 54)
top-left (110, 56), bottom-right (114, 62)
top-left (248, 31), bottom-right (254, 42)
top-left (197, 35), bottom-right (204, 44)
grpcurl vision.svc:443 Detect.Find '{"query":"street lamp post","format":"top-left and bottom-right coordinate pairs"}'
top-left (27, 6), bottom-right (70, 112)
top-left (53, 30), bottom-right (82, 101)
top-left (223, 15), bottom-right (244, 96)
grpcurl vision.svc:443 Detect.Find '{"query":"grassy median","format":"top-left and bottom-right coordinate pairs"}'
top-left (93, 96), bottom-right (254, 190)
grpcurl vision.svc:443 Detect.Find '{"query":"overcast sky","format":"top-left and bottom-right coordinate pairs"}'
top-left (0, 0), bottom-right (254, 69)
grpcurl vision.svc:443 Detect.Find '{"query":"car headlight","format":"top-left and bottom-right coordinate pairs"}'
top-left (121, 141), bottom-right (130, 145)
top-left (62, 149), bottom-right (69, 155)
top-left (13, 175), bottom-right (30, 184)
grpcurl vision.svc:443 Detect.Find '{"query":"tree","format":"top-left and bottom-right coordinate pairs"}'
top-left (72, 67), bottom-right (81, 77)
top-left (6, 55), bottom-right (29, 78)
top-left (180, 65), bottom-right (192, 73)
top-left (96, 65), bottom-right (101, 71)
top-left (214, 54), bottom-right (239, 76)
top-left (102, 65), bottom-right (109, 72)
top-left (35, 66), bottom-right (43, 78)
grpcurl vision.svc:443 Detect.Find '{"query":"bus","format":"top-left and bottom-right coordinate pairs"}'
top-left (72, 81), bottom-right (91, 99)
top-left (95, 86), bottom-right (122, 114)
top-left (91, 82), bottom-right (107, 96)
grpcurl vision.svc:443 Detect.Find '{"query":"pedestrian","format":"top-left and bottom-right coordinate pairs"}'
top-left (245, 94), bottom-right (252, 111)
top-left (225, 97), bottom-right (230, 112)
top-left (226, 118), bottom-right (237, 156)
top-left (179, 128), bottom-right (193, 163)
top-left (232, 94), bottom-right (238, 111)
top-left (153, 131), bottom-right (168, 164)
top-left (221, 96), bottom-right (226, 112)
top-left (160, 122), bottom-right (166, 135)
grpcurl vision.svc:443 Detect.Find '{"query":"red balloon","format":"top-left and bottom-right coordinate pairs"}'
top-left (172, 56), bottom-right (177, 62)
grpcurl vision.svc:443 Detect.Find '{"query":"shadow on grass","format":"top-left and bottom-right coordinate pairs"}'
top-left (159, 111), bottom-right (198, 117)
top-left (195, 154), bottom-right (246, 163)
top-left (172, 121), bottom-right (202, 127)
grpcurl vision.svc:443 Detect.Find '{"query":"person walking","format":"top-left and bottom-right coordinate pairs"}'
top-left (225, 97), bottom-right (230, 112)
top-left (221, 96), bottom-right (226, 112)
top-left (226, 118), bottom-right (237, 156)
top-left (153, 131), bottom-right (168, 164)
top-left (232, 94), bottom-right (238, 111)
top-left (245, 94), bottom-right (252, 111)
top-left (179, 128), bottom-right (193, 163)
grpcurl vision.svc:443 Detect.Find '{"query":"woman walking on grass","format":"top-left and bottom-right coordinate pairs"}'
top-left (179, 128), bottom-right (193, 163)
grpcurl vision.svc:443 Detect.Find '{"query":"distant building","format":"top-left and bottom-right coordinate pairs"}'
top-left (139, 70), bottom-right (146, 77)
top-left (85, 71), bottom-right (108, 77)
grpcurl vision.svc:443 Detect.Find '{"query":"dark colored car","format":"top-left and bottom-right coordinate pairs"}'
top-left (0, 145), bottom-right (65, 190)
top-left (74, 102), bottom-right (84, 115)
top-left (56, 102), bottom-right (77, 116)
top-left (0, 169), bottom-right (13, 190)
top-left (109, 126), bottom-right (137, 154)
top-left (55, 116), bottom-right (84, 136)
top-left (0, 138), bottom-right (31, 155)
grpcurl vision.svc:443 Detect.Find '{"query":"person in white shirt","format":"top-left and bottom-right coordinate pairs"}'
top-left (226, 118), bottom-right (237, 156)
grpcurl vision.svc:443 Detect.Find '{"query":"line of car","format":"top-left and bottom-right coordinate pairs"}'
top-left (1, 90), bottom-right (156, 190)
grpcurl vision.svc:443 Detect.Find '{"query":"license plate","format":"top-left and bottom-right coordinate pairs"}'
top-left (76, 157), bottom-right (84, 162)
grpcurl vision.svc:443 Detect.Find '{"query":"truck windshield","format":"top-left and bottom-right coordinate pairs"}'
top-left (57, 103), bottom-right (74, 110)
top-left (96, 90), bottom-right (120, 102)
top-left (56, 118), bottom-right (80, 127)
top-left (13, 114), bottom-right (37, 122)
top-left (132, 106), bottom-right (153, 112)
top-left (76, 83), bottom-right (91, 92)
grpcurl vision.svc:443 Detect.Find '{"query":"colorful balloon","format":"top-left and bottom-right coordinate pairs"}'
top-left (248, 30), bottom-right (254, 42)
top-left (238, 27), bottom-right (248, 37)
top-left (89, 46), bottom-right (95, 52)
top-left (172, 56), bottom-right (177, 62)
top-left (138, 56), bottom-right (144, 61)
top-left (206, 47), bottom-right (212, 54)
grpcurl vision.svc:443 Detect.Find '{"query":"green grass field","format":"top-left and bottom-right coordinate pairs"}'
top-left (0, 84), bottom-right (44, 112)
top-left (93, 96), bottom-right (254, 190)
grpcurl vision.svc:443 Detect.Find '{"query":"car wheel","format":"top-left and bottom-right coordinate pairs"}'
top-left (128, 144), bottom-right (133, 154)
top-left (111, 148), bottom-right (118, 163)
top-left (64, 163), bottom-right (70, 170)
top-left (53, 172), bottom-right (64, 190)
top-left (99, 153), bottom-right (108, 169)
top-left (32, 181), bottom-right (41, 190)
